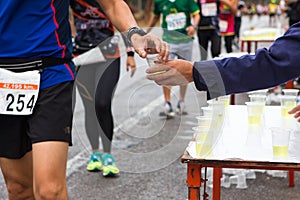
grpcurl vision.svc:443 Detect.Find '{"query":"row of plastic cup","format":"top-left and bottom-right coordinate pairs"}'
top-left (247, 88), bottom-right (299, 159)
top-left (193, 96), bottom-right (229, 158)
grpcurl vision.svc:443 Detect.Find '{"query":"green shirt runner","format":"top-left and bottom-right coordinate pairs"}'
top-left (153, 0), bottom-right (200, 44)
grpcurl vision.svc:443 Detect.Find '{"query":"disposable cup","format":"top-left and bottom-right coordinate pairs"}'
top-left (218, 95), bottom-right (231, 107)
top-left (146, 54), bottom-right (167, 75)
top-left (245, 102), bottom-right (265, 126)
top-left (207, 99), bottom-right (226, 115)
top-left (280, 95), bottom-right (296, 118)
top-left (195, 142), bottom-right (212, 158)
top-left (195, 116), bottom-right (212, 127)
top-left (248, 94), bottom-right (266, 104)
top-left (146, 54), bottom-right (159, 67)
top-left (270, 127), bottom-right (291, 159)
top-left (236, 174), bottom-right (248, 189)
top-left (192, 126), bottom-right (213, 157)
top-left (282, 89), bottom-right (299, 97)
top-left (229, 175), bottom-right (238, 185)
top-left (207, 99), bottom-right (226, 133)
top-left (221, 175), bottom-right (231, 188)
top-left (201, 106), bottom-right (213, 117)
top-left (192, 126), bottom-right (211, 141)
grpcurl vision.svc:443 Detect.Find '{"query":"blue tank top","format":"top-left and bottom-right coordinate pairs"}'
top-left (0, 1), bottom-right (75, 89)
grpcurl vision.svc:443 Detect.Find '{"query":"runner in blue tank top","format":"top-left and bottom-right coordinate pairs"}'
top-left (0, 1), bottom-right (169, 199)
top-left (0, 1), bottom-right (75, 88)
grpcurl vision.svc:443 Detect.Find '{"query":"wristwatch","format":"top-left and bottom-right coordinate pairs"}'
top-left (126, 27), bottom-right (147, 46)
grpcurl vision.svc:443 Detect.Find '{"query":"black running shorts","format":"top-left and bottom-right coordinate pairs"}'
top-left (0, 81), bottom-right (74, 159)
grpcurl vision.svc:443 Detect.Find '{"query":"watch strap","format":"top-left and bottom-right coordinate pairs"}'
top-left (126, 27), bottom-right (147, 46)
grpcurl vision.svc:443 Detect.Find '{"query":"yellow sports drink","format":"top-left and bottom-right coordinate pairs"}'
top-left (217, 95), bottom-right (230, 108)
top-left (281, 101), bottom-right (296, 117)
top-left (248, 115), bottom-right (262, 125)
top-left (196, 142), bottom-right (212, 157)
top-left (271, 127), bottom-right (291, 159)
top-left (273, 145), bottom-right (288, 158)
top-left (195, 133), bottom-right (209, 142)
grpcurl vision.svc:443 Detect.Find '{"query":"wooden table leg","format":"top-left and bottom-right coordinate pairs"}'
top-left (230, 94), bottom-right (235, 105)
top-left (288, 170), bottom-right (295, 187)
top-left (241, 41), bottom-right (244, 52)
top-left (187, 163), bottom-right (202, 200)
top-left (247, 41), bottom-right (251, 54)
top-left (212, 167), bottom-right (222, 200)
top-left (255, 41), bottom-right (258, 51)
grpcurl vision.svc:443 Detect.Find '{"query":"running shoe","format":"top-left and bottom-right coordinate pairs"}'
top-left (86, 152), bottom-right (102, 172)
top-left (176, 100), bottom-right (188, 115)
top-left (159, 101), bottom-right (175, 119)
top-left (102, 153), bottom-right (120, 177)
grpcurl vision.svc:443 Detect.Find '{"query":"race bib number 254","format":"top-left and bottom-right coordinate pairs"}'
top-left (0, 68), bottom-right (40, 115)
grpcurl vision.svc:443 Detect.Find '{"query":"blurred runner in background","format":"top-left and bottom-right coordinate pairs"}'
top-left (234, 0), bottom-right (247, 49)
top-left (268, 0), bottom-right (278, 26)
top-left (147, 0), bottom-right (200, 118)
top-left (219, 0), bottom-right (238, 53)
top-left (70, 0), bottom-right (137, 177)
top-left (197, 0), bottom-right (221, 60)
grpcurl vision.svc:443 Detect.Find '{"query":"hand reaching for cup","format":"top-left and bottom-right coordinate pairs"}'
top-left (146, 59), bottom-right (194, 86)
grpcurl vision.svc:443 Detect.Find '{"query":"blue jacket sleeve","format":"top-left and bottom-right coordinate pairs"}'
top-left (193, 22), bottom-right (300, 99)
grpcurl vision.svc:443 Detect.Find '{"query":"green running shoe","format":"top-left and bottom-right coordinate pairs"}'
top-left (102, 153), bottom-right (120, 177)
top-left (86, 152), bottom-right (102, 172)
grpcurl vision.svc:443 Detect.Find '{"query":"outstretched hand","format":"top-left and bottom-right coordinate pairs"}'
top-left (146, 59), bottom-right (194, 86)
top-left (288, 104), bottom-right (300, 122)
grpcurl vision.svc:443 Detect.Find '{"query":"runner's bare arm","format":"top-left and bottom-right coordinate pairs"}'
top-left (96, 0), bottom-right (169, 61)
top-left (96, 0), bottom-right (137, 33)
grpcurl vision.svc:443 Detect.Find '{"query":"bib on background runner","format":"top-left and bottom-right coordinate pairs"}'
top-left (202, 3), bottom-right (217, 16)
top-left (166, 12), bottom-right (187, 31)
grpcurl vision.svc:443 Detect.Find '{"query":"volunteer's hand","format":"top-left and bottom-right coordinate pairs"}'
top-left (288, 104), bottom-right (300, 122)
top-left (126, 56), bottom-right (136, 77)
top-left (131, 33), bottom-right (169, 62)
top-left (146, 59), bottom-right (194, 86)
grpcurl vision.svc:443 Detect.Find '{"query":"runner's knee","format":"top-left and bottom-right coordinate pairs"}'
top-left (34, 181), bottom-right (66, 200)
top-left (6, 179), bottom-right (33, 199)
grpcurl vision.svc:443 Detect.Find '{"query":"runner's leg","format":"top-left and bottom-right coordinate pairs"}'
top-left (94, 58), bottom-right (120, 153)
top-left (32, 141), bottom-right (68, 200)
top-left (27, 82), bottom-right (73, 199)
top-left (0, 152), bottom-right (34, 200)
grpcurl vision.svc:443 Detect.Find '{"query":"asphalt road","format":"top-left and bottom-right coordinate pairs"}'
top-left (1, 15), bottom-right (300, 200)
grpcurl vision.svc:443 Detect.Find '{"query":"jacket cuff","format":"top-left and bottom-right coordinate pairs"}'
top-left (193, 61), bottom-right (226, 99)
top-left (193, 64), bottom-right (211, 99)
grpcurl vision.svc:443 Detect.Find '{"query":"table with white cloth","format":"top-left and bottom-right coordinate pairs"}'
top-left (181, 105), bottom-right (300, 200)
